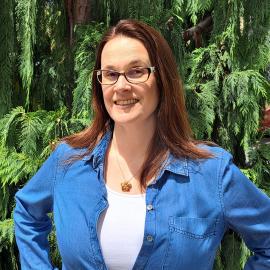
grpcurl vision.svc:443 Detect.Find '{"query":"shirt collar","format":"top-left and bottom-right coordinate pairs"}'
top-left (164, 154), bottom-right (189, 176)
top-left (81, 130), bottom-right (112, 169)
top-left (82, 130), bottom-right (189, 177)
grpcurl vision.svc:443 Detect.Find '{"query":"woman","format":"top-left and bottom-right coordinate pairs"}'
top-left (14, 19), bottom-right (270, 270)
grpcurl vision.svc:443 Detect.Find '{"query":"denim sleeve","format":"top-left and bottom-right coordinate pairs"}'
top-left (221, 151), bottom-right (270, 269)
top-left (14, 145), bottom-right (62, 270)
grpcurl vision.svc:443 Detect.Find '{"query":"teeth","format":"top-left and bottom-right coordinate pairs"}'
top-left (115, 99), bottom-right (138, 105)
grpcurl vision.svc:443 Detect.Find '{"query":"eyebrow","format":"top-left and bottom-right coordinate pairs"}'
top-left (102, 59), bottom-right (150, 70)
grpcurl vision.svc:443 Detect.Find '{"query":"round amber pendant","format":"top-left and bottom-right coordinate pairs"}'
top-left (121, 182), bottom-right (132, 192)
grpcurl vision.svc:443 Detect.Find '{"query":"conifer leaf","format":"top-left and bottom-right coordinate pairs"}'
top-left (0, 219), bottom-right (14, 253)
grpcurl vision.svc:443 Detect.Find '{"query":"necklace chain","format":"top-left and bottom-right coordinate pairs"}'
top-left (112, 138), bottom-right (143, 192)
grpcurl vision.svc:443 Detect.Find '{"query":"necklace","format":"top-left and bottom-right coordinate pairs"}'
top-left (112, 139), bottom-right (143, 192)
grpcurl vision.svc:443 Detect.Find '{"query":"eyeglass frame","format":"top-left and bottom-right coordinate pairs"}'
top-left (95, 66), bottom-right (156, 85)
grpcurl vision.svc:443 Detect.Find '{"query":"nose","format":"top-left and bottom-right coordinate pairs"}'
top-left (113, 74), bottom-right (131, 91)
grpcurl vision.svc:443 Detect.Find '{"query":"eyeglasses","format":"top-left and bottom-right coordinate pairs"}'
top-left (95, 66), bottom-right (156, 85)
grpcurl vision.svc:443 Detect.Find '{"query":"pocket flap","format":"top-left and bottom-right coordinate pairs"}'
top-left (169, 216), bottom-right (218, 238)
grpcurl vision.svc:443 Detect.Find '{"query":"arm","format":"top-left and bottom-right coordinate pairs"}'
top-left (221, 151), bottom-right (270, 269)
top-left (14, 146), bottom-right (62, 270)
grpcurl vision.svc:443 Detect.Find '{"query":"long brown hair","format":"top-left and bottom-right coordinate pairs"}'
top-left (64, 19), bottom-right (213, 189)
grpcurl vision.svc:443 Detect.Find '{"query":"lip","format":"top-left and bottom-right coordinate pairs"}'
top-left (114, 99), bottom-right (139, 106)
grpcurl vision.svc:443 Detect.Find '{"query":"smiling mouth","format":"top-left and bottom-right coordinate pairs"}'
top-left (114, 99), bottom-right (139, 106)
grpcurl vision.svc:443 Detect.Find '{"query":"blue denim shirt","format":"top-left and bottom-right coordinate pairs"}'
top-left (14, 132), bottom-right (270, 270)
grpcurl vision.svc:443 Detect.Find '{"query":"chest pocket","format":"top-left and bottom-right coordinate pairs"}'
top-left (162, 217), bottom-right (218, 270)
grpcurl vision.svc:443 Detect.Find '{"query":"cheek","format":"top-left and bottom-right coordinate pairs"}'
top-left (102, 89), bottom-right (113, 107)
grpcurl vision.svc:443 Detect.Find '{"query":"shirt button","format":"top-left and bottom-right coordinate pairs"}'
top-left (146, 235), bottom-right (154, 242)
top-left (146, 204), bottom-right (154, 211)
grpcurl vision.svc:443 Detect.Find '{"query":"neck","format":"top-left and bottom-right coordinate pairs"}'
top-left (112, 119), bottom-right (156, 161)
top-left (105, 119), bottom-right (157, 193)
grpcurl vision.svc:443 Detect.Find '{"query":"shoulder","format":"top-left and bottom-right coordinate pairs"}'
top-left (196, 144), bottom-right (232, 164)
top-left (188, 144), bottom-right (234, 178)
top-left (53, 141), bottom-right (89, 162)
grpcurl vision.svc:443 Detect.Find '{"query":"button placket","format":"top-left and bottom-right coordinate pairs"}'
top-left (132, 187), bottom-right (158, 269)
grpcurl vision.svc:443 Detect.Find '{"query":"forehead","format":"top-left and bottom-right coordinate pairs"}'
top-left (101, 36), bottom-right (151, 69)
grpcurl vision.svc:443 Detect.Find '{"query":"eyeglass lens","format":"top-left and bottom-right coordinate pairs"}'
top-left (97, 68), bottom-right (150, 85)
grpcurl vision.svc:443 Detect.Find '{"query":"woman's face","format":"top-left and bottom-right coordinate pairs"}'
top-left (100, 36), bottom-right (159, 127)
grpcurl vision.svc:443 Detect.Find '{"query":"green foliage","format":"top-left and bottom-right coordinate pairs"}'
top-left (0, 107), bottom-right (86, 188)
top-left (48, 220), bottom-right (61, 268)
top-left (0, 186), bottom-right (9, 220)
top-left (212, 0), bottom-right (270, 70)
top-left (186, 81), bottom-right (217, 139)
top-left (16, 0), bottom-right (37, 108)
top-left (185, 44), bottom-right (228, 139)
top-left (0, 219), bottom-right (14, 253)
top-left (34, 0), bottom-right (69, 111)
top-left (184, 0), bottom-right (213, 24)
top-left (109, 0), bottom-right (165, 23)
top-left (213, 247), bottom-right (224, 270)
top-left (0, 0), bottom-right (15, 117)
top-left (212, 0), bottom-right (242, 70)
top-left (186, 44), bottom-right (230, 84)
top-left (220, 70), bottom-right (270, 154)
top-left (242, 137), bottom-right (270, 196)
top-left (216, 232), bottom-right (251, 270)
top-left (238, 0), bottom-right (270, 70)
top-left (184, 41), bottom-right (270, 161)
top-left (0, 219), bottom-right (17, 270)
top-left (0, 145), bottom-right (41, 187)
top-left (72, 23), bottom-right (106, 120)
top-left (0, 107), bottom-right (46, 187)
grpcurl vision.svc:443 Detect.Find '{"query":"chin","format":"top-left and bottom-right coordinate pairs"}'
top-left (112, 116), bottom-right (140, 125)
top-left (111, 110), bottom-right (144, 123)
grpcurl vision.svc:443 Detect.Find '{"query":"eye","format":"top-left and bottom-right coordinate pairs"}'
top-left (103, 70), bottom-right (119, 80)
top-left (126, 68), bottom-right (145, 78)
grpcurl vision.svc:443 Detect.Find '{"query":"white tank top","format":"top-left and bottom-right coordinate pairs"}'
top-left (97, 185), bottom-right (146, 270)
